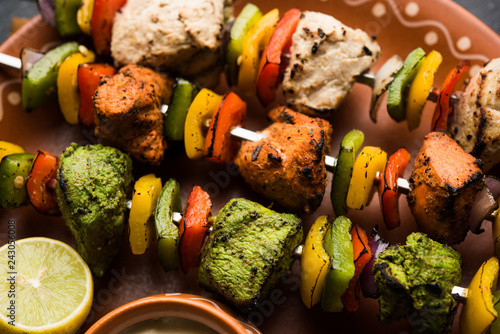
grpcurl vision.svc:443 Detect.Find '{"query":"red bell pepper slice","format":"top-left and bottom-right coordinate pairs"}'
top-left (26, 150), bottom-right (60, 215)
top-left (78, 63), bottom-right (117, 126)
top-left (179, 185), bottom-right (212, 273)
top-left (431, 60), bottom-right (470, 131)
top-left (91, 0), bottom-right (127, 55)
top-left (341, 224), bottom-right (372, 312)
top-left (256, 8), bottom-right (301, 106)
top-left (378, 148), bottom-right (411, 230)
top-left (203, 91), bottom-right (247, 164)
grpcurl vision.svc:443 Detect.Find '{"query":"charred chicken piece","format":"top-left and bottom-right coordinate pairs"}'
top-left (93, 65), bottom-right (174, 165)
top-left (449, 58), bottom-right (500, 172)
top-left (282, 11), bottom-right (381, 117)
top-left (198, 198), bottom-right (303, 312)
top-left (373, 232), bottom-right (462, 334)
top-left (407, 132), bottom-right (484, 245)
top-left (111, 0), bottom-right (233, 87)
top-left (234, 106), bottom-right (333, 213)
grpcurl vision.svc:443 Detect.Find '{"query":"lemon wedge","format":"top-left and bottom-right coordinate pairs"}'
top-left (0, 237), bottom-right (93, 334)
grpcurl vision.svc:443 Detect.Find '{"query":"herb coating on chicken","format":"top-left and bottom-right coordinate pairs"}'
top-left (373, 232), bottom-right (462, 334)
top-left (234, 106), bottom-right (333, 213)
top-left (198, 198), bottom-right (303, 312)
top-left (55, 143), bottom-right (133, 277)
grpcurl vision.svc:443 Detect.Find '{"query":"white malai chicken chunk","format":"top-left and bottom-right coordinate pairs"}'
top-left (282, 11), bottom-right (381, 117)
top-left (449, 58), bottom-right (500, 172)
top-left (111, 0), bottom-right (233, 87)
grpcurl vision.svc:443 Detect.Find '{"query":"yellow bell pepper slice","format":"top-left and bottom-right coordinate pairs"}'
top-left (77, 0), bottom-right (95, 35)
top-left (406, 50), bottom-right (443, 131)
top-left (0, 141), bottom-right (25, 162)
top-left (184, 88), bottom-right (223, 160)
top-left (56, 47), bottom-right (95, 124)
top-left (129, 174), bottom-right (162, 255)
top-left (237, 8), bottom-right (279, 95)
top-left (493, 210), bottom-right (500, 258)
top-left (300, 215), bottom-right (331, 309)
top-left (346, 146), bottom-right (387, 210)
top-left (460, 257), bottom-right (499, 334)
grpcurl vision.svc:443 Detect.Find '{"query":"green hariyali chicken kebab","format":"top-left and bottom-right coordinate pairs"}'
top-left (373, 232), bottom-right (462, 334)
top-left (55, 143), bottom-right (133, 277)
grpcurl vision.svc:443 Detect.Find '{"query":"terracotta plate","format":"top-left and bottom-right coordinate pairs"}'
top-left (1, 0), bottom-right (499, 333)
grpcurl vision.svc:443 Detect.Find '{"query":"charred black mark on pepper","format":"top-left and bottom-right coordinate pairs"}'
top-left (205, 93), bottom-right (228, 158)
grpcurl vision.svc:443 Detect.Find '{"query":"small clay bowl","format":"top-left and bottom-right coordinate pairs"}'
top-left (85, 293), bottom-right (262, 334)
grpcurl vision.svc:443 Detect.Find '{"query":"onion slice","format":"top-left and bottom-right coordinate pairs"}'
top-left (369, 55), bottom-right (404, 123)
top-left (37, 0), bottom-right (56, 28)
top-left (20, 48), bottom-right (45, 77)
top-left (469, 176), bottom-right (500, 234)
top-left (360, 226), bottom-right (390, 298)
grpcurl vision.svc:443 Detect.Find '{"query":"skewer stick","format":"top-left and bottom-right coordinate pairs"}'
top-left (229, 125), bottom-right (414, 193)
top-left (358, 72), bottom-right (459, 105)
top-left (0, 53), bottom-right (22, 70)
top-left (291, 239), bottom-right (470, 303)
top-left (0, 52), bottom-right (460, 103)
top-left (2, 51), bottom-right (493, 220)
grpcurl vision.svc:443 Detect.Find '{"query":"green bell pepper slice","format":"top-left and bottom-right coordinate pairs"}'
top-left (164, 78), bottom-right (198, 141)
top-left (155, 178), bottom-right (182, 271)
top-left (0, 153), bottom-right (35, 209)
top-left (490, 289), bottom-right (500, 332)
top-left (387, 47), bottom-right (426, 122)
top-left (322, 216), bottom-right (355, 312)
top-left (55, 0), bottom-right (82, 36)
top-left (330, 129), bottom-right (364, 216)
top-left (22, 42), bottom-right (80, 111)
top-left (225, 3), bottom-right (262, 87)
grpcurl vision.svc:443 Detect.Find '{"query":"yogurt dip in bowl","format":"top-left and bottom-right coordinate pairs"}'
top-left (85, 293), bottom-right (261, 334)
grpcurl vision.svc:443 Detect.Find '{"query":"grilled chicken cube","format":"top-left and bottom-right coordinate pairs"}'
top-left (111, 0), bottom-right (233, 87)
top-left (93, 65), bottom-right (174, 165)
top-left (282, 11), bottom-right (381, 117)
top-left (449, 58), bottom-right (500, 172)
top-left (373, 232), bottom-right (462, 334)
top-left (234, 106), bottom-right (333, 213)
top-left (55, 143), bottom-right (134, 277)
top-left (198, 198), bottom-right (303, 312)
top-left (407, 132), bottom-right (484, 245)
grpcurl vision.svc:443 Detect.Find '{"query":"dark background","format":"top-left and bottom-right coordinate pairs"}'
top-left (0, 0), bottom-right (499, 43)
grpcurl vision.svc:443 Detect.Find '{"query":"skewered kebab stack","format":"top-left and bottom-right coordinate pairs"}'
top-left (2, 59), bottom-right (499, 242)
top-left (0, 2), bottom-right (460, 132)
top-left (0, 139), bottom-right (485, 334)
top-left (0, 1), bottom-right (500, 332)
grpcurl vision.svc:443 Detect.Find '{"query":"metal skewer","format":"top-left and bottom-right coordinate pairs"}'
top-left (2, 51), bottom-right (492, 218)
top-left (0, 53), bottom-right (22, 70)
top-left (227, 125), bottom-right (412, 194)
top-left (359, 72), bottom-right (460, 105)
top-left (0, 52), bottom-right (459, 105)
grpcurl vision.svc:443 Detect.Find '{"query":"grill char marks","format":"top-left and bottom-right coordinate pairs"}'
top-left (235, 107), bottom-right (332, 213)
top-left (449, 58), bottom-right (500, 172)
top-left (407, 132), bottom-right (484, 245)
top-left (93, 65), bottom-right (174, 165)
